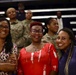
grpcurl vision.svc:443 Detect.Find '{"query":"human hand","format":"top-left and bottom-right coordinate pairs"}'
top-left (8, 54), bottom-right (17, 64)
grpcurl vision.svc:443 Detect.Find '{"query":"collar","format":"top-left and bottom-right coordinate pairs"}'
top-left (10, 19), bottom-right (18, 24)
top-left (45, 33), bottom-right (57, 40)
top-left (24, 20), bottom-right (33, 23)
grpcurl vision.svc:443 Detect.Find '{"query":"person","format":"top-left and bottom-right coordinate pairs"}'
top-left (17, 21), bottom-right (58, 75)
top-left (0, 18), bottom-right (18, 75)
top-left (22, 10), bottom-right (34, 36)
top-left (16, 2), bottom-right (25, 21)
top-left (41, 17), bottom-right (61, 59)
top-left (56, 11), bottom-right (72, 32)
top-left (6, 7), bottom-right (29, 51)
top-left (42, 17), bottom-right (59, 48)
top-left (56, 28), bottom-right (76, 75)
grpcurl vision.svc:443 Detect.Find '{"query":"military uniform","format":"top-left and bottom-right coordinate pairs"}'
top-left (22, 19), bottom-right (34, 36)
top-left (10, 19), bottom-right (30, 50)
top-left (42, 33), bottom-right (61, 59)
top-left (42, 33), bottom-right (58, 48)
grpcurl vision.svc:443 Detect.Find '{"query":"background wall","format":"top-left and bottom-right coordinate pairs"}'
top-left (0, 0), bottom-right (76, 36)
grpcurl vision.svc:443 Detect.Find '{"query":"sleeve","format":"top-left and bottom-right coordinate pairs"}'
top-left (49, 44), bottom-right (58, 72)
top-left (42, 37), bottom-right (48, 43)
top-left (17, 53), bottom-right (23, 75)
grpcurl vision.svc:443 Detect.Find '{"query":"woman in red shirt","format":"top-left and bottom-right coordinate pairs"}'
top-left (17, 21), bottom-right (58, 75)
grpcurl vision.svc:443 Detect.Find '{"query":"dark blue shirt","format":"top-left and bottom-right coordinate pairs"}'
top-left (16, 11), bottom-right (25, 21)
top-left (59, 46), bottom-right (76, 75)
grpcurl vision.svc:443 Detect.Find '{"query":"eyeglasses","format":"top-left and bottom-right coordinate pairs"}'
top-left (0, 25), bottom-right (9, 29)
top-left (31, 29), bottom-right (43, 34)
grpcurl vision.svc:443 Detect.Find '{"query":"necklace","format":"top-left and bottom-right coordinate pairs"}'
top-left (31, 43), bottom-right (43, 52)
top-left (32, 45), bottom-right (39, 51)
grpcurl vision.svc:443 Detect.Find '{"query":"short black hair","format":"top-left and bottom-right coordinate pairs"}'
top-left (45, 17), bottom-right (56, 33)
top-left (45, 17), bottom-right (54, 25)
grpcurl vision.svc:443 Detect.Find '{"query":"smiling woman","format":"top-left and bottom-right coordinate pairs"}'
top-left (17, 21), bottom-right (58, 75)
top-left (56, 28), bottom-right (76, 75)
top-left (0, 18), bottom-right (18, 75)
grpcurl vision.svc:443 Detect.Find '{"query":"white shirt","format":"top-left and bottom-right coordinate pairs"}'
top-left (57, 18), bottom-right (63, 32)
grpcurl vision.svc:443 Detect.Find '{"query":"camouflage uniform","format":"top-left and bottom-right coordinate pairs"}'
top-left (42, 33), bottom-right (61, 59)
top-left (10, 19), bottom-right (30, 50)
top-left (42, 33), bottom-right (58, 48)
top-left (22, 19), bottom-right (34, 36)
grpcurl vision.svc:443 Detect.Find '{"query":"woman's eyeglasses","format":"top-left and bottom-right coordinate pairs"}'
top-left (31, 29), bottom-right (43, 34)
top-left (0, 25), bottom-right (9, 29)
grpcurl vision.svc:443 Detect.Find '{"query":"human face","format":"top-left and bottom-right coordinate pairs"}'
top-left (0, 20), bottom-right (9, 39)
top-left (6, 8), bottom-right (16, 19)
top-left (30, 25), bottom-right (43, 43)
top-left (25, 10), bottom-right (33, 20)
top-left (56, 31), bottom-right (71, 52)
top-left (57, 11), bottom-right (61, 18)
top-left (18, 3), bottom-right (24, 10)
top-left (47, 19), bottom-right (59, 33)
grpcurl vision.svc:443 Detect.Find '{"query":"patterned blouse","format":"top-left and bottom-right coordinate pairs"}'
top-left (0, 44), bottom-right (18, 75)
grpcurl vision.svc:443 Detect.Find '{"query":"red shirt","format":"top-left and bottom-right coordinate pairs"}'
top-left (17, 43), bottom-right (58, 75)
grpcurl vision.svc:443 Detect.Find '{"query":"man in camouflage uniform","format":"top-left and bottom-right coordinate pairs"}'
top-left (22, 10), bottom-right (34, 37)
top-left (6, 8), bottom-right (30, 51)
